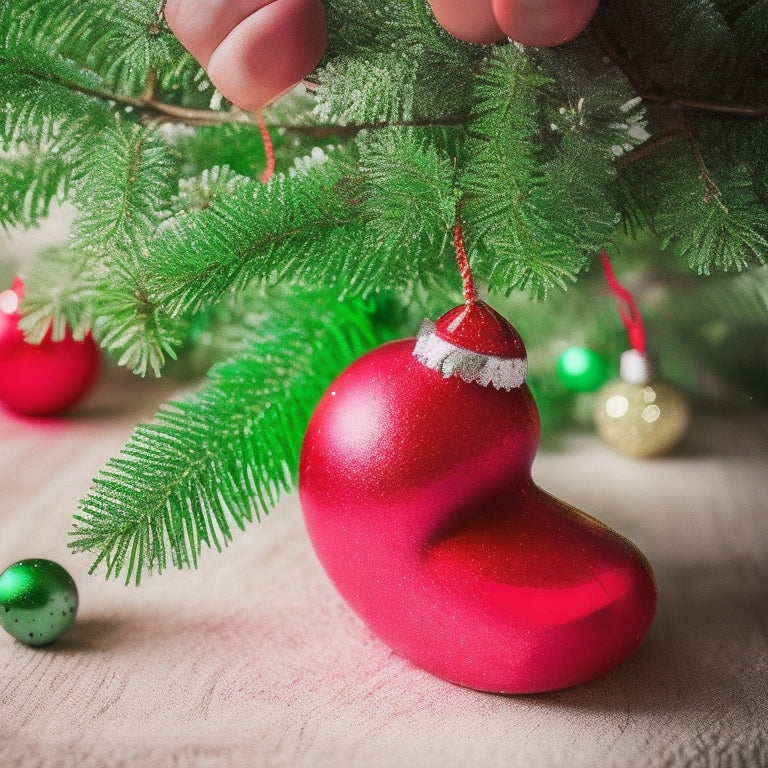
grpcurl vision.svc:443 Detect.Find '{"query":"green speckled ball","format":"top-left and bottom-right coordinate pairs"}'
top-left (0, 559), bottom-right (78, 646)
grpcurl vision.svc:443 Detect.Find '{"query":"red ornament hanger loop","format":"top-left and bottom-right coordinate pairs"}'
top-left (453, 222), bottom-right (478, 307)
top-left (599, 250), bottom-right (647, 355)
top-left (256, 109), bottom-right (276, 184)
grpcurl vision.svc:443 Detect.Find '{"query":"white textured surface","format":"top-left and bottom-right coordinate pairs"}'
top-left (1, 370), bottom-right (767, 768)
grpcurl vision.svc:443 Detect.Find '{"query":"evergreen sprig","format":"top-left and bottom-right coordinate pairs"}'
top-left (1, 0), bottom-right (766, 581)
top-left (458, 44), bottom-right (637, 297)
top-left (0, 151), bottom-right (68, 232)
top-left (70, 122), bottom-right (178, 256)
top-left (148, 134), bottom-right (460, 319)
top-left (70, 291), bottom-right (397, 584)
top-left (317, 0), bottom-right (482, 124)
top-left (18, 246), bottom-right (94, 342)
top-left (147, 151), bottom-right (363, 317)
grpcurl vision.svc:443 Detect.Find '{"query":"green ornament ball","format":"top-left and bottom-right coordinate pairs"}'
top-left (556, 346), bottom-right (609, 392)
top-left (0, 559), bottom-right (78, 646)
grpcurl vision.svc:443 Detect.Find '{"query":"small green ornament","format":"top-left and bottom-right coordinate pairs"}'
top-left (0, 559), bottom-right (78, 646)
top-left (556, 346), bottom-right (609, 392)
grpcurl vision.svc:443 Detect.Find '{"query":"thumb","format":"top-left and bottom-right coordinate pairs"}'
top-left (165, 0), bottom-right (327, 111)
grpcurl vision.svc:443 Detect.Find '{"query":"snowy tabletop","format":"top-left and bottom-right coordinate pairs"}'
top-left (1, 368), bottom-right (767, 768)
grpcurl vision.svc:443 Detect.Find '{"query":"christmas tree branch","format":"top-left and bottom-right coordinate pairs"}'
top-left (70, 292), bottom-right (393, 584)
top-left (639, 92), bottom-right (768, 118)
top-left (0, 60), bottom-right (247, 127)
top-left (272, 113), bottom-right (469, 138)
top-left (681, 115), bottom-right (723, 207)
top-left (592, 20), bottom-right (768, 119)
top-left (3, 55), bottom-right (468, 134)
top-left (614, 129), bottom-right (686, 169)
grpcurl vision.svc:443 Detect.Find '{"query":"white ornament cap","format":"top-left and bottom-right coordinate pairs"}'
top-left (620, 349), bottom-right (658, 385)
top-left (412, 301), bottom-right (528, 391)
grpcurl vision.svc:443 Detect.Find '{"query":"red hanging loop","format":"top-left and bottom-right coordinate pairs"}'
top-left (454, 222), bottom-right (478, 306)
top-left (256, 110), bottom-right (276, 184)
top-left (600, 250), bottom-right (647, 355)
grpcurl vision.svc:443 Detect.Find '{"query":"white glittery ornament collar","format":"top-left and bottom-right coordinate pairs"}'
top-left (412, 319), bottom-right (528, 391)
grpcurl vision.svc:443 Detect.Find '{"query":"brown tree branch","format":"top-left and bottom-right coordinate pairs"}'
top-left (10, 48), bottom-right (766, 138)
top-left (613, 129), bottom-right (686, 169)
top-left (639, 92), bottom-right (768, 118)
top-left (592, 15), bottom-right (766, 180)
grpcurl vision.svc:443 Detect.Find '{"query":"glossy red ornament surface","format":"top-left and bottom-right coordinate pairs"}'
top-left (164, 0), bottom-right (327, 111)
top-left (492, 0), bottom-right (600, 47)
top-left (300, 332), bottom-right (657, 693)
top-left (0, 280), bottom-right (100, 417)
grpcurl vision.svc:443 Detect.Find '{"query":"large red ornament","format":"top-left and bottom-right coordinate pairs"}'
top-left (164, 0), bottom-right (327, 111)
top-left (427, 0), bottom-right (599, 47)
top-left (300, 295), bottom-right (657, 693)
top-left (0, 279), bottom-right (100, 417)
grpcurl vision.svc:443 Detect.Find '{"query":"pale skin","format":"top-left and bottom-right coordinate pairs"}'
top-left (164, 0), bottom-right (327, 111)
top-left (428, 0), bottom-right (600, 47)
top-left (164, 0), bottom-right (599, 112)
top-left (426, 0), bottom-right (506, 44)
top-left (490, 0), bottom-right (600, 47)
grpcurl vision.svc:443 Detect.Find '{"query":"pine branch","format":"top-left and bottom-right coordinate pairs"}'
top-left (18, 246), bottom-right (95, 342)
top-left (70, 292), bottom-right (395, 584)
top-left (314, 0), bottom-right (482, 126)
top-left (355, 128), bottom-right (460, 277)
top-left (661, 172), bottom-right (768, 274)
top-left (9, 68), bottom-right (248, 128)
top-left (593, 0), bottom-right (732, 99)
top-left (593, 1), bottom-right (768, 156)
top-left (90, 266), bottom-right (192, 377)
top-left (1, 0), bottom-right (215, 131)
top-left (70, 122), bottom-right (177, 255)
top-left (617, 123), bottom-right (768, 274)
top-left (60, 121), bottom-right (188, 376)
top-left (458, 43), bottom-right (639, 297)
top-left (148, 136), bottom-right (460, 320)
top-left (3, 58), bottom-right (466, 134)
top-left (147, 152), bottom-right (363, 317)
top-left (639, 92), bottom-right (768, 119)
top-left (0, 151), bottom-right (69, 231)
top-left (1, 67), bottom-right (113, 154)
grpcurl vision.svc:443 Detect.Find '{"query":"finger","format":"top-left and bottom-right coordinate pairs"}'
top-left (165, 0), bottom-right (276, 68)
top-left (205, 0), bottom-right (327, 110)
top-left (426, 0), bottom-right (505, 44)
top-left (491, 0), bottom-right (599, 47)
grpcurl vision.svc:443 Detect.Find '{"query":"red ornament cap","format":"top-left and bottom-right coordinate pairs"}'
top-left (413, 300), bottom-right (528, 391)
top-left (434, 300), bottom-right (526, 358)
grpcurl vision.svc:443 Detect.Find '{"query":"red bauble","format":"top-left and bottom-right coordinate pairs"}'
top-left (164, 0), bottom-right (327, 111)
top-left (492, 0), bottom-right (600, 47)
top-left (300, 301), bottom-right (656, 693)
top-left (0, 279), bottom-right (100, 417)
top-left (427, 0), bottom-right (506, 44)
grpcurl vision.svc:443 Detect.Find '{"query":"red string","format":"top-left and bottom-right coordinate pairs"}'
top-left (256, 110), bottom-right (275, 184)
top-left (454, 222), bottom-right (477, 306)
top-left (600, 250), bottom-right (647, 354)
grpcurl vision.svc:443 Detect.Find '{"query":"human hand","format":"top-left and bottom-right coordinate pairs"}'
top-left (164, 0), bottom-right (327, 111)
top-left (427, 0), bottom-right (600, 47)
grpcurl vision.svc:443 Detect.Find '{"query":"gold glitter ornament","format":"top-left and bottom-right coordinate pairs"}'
top-left (594, 350), bottom-right (691, 458)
